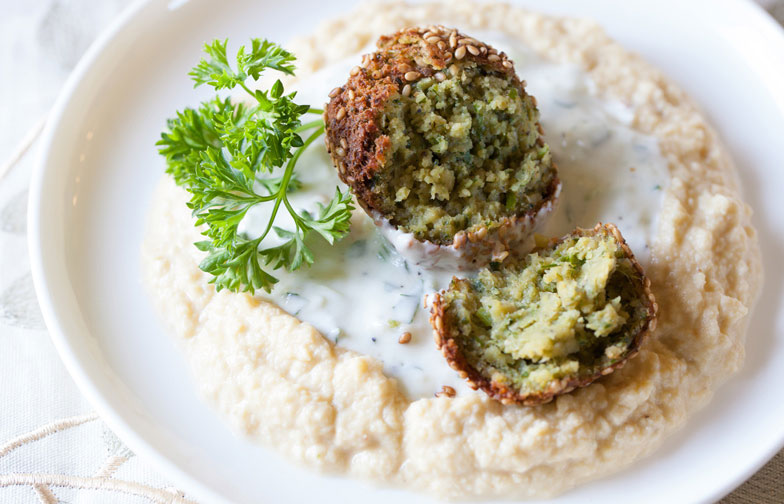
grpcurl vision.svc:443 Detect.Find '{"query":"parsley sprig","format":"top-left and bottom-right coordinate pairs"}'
top-left (157, 39), bottom-right (353, 293)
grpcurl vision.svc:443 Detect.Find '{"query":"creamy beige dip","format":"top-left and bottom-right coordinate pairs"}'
top-left (142, 1), bottom-right (763, 499)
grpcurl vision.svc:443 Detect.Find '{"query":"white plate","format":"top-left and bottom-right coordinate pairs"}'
top-left (29, 0), bottom-right (784, 503)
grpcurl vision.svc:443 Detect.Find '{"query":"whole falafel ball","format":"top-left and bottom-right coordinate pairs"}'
top-left (430, 223), bottom-right (657, 405)
top-left (324, 26), bottom-right (560, 269)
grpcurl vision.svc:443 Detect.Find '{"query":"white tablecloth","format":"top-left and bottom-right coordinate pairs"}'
top-left (1, 1), bottom-right (781, 503)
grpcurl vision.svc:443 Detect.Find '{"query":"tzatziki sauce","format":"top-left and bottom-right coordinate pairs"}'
top-left (238, 35), bottom-right (668, 400)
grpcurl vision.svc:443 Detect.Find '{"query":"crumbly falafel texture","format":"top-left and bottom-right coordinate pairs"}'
top-left (433, 224), bottom-right (657, 405)
top-left (325, 27), bottom-right (558, 244)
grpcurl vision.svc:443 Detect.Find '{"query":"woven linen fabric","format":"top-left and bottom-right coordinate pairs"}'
top-left (1, 1), bottom-right (781, 503)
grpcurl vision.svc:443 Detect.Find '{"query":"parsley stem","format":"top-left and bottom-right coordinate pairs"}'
top-left (257, 124), bottom-right (326, 243)
top-left (306, 107), bottom-right (324, 115)
top-left (239, 81), bottom-right (256, 101)
top-left (295, 119), bottom-right (324, 133)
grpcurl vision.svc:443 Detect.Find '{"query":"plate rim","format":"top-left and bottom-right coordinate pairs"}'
top-left (27, 0), bottom-right (234, 503)
top-left (27, 1), bottom-right (784, 503)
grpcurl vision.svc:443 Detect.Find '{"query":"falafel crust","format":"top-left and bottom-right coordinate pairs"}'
top-left (430, 223), bottom-right (658, 405)
top-left (324, 26), bottom-right (560, 268)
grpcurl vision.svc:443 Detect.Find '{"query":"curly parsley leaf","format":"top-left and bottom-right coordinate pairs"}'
top-left (300, 188), bottom-right (355, 244)
top-left (189, 38), bottom-right (297, 91)
top-left (238, 39), bottom-right (297, 79)
top-left (158, 39), bottom-right (352, 294)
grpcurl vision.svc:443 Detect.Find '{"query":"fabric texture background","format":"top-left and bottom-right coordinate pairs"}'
top-left (0, 1), bottom-right (781, 502)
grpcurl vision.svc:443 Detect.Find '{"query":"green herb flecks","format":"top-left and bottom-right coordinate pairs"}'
top-left (158, 38), bottom-right (353, 294)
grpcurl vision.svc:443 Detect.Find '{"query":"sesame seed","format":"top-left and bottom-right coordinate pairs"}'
top-left (372, 70), bottom-right (381, 79)
top-left (466, 45), bottom-right (480, 56)
top-left (449, 32), bottom-right (457, 48)
top-left (404, 71), bottom-right (421, 81)
top-left (398, 63), bottom-right (412, 73)
top-left (402, 84), bottom-right (412, 97)
top-left (426, 36), bottom-right (441, 44)
top-left (336, 107), bottom-right (346, 120)
top-left (328, 87), bottom-right (341, 98)
top-left (350, 66), bottom-right (360, 76)
top-left (423, 31), bottom-right (435, 39)
top-left (437, 40), bottom-right (446, 50)
top-left (454, 45), bottom-right (467, 60)
top-left (398, 332), bottom-right (412, 344)
top-left (503, 60), bottom-right (513, 69)
top-left (336, 147), bottom-right (345, 157)
top-left (348, 89), bottom-right (355, 100)
top-left (488, 54), bottom-right (500, 62)
top-left (448, 64), bottom-right (459, 76)
top-left (434, 72), bottom-right (446, 82)
top-left (340, 138), bottom-right (347, 149)
top-left (480, 46), bottom-right (487, 54)
top-left (436, 385), bottom-right (456, 398)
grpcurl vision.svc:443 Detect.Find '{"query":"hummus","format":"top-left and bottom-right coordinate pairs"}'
top-left (142, 1), bottom-right (762, 499)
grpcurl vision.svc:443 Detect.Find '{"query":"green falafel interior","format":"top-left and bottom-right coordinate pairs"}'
top-left (325, 27), bottom-right (559, 252)
top-left (379, 63), bottom-right (555, 244)
top-left (433, 224), bottom-right (656, 405)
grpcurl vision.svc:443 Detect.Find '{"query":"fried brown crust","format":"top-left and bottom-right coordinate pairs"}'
top-left (430, 223), bottom-right (659, 406)
top-left (323, 25), bottom-right (539, 218)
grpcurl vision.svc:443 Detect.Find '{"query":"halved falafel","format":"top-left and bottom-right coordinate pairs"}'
top-left (324, 26), bottom-right (560, 269)
top-left (430, 223), bottom-right (657, 405)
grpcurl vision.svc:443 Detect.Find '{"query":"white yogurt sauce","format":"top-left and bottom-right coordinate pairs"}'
top-left (239, 36), bottom-right (668, 400)
top-left (477, 32), bottom-right (668, 262)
